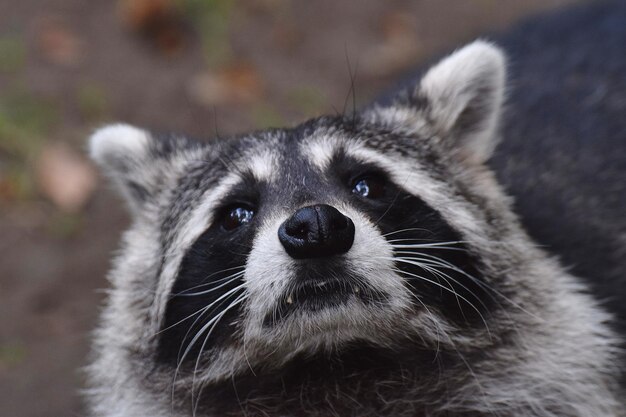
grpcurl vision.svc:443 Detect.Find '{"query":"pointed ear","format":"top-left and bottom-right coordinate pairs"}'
top-left (89, 124), bottom-right (179, 215)
top-left (419, 40), bottom-right (506, 163)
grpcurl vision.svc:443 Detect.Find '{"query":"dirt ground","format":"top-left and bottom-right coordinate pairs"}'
top-left (0, 1), bottom-right (584, 416)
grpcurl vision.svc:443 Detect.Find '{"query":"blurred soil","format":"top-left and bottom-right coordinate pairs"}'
top-left (0, 0), bottom-right (582, 415)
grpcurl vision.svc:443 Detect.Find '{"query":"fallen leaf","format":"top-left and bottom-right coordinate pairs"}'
top-left (118, 0), bottom-right (173, 29)
top-left (221, 64), bottom-right (264, 101)
top-left (0, 167), bottom-right (35, 203)
top-left (380, 11), bottom-right (416, 43)
top-left (37, 18), bottom-right (84, 68)
top-left (271, 23), bottom-right (303, 52)
top-left (362, 10), bottom-right (422, 77)
top-left (117, 0), bottom-right (187, 55)
top-left (188, 63), bottom-right (264, 106)
top-left (187, 71), bottom-right (229, 105)
top-left (36, 142), bottom-right (97, 213)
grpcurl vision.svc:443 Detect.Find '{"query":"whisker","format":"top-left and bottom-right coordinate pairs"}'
top-left (173, 283), bottom-right (247, 377)
top-left (172, 265), bottom-right (246, 295)
top-left (394, 252), bottom-right (541, 321)
top-left (392, 255), bottom-right (492, 314)
top-left (169, 285), bottom-right (244, 408)
top-left (401, 280), bottom-right (445, 355)
top-left (389, 241), bottom-right (467, 249)
top-left (382, 227), bottom-right (435, 237)
top-left (156, 282), bottom-right (246, 337)
top-left (387, 264), bottom-right (491, 335)
top-left (191, 293), bottom-right (249, 414)
top-left (171, 290), bottom-right (247, 409)
top-left (175, 271), bottom-right (245, 297)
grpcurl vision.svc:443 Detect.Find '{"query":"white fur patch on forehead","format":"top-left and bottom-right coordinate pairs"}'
top-left (246, 148), bottom-right (279, 182)
top-left (301, 134), bottom-right (338, 170)
top-left (366, 106), bottom-right (429, 135)
top-left (89, 123), bottom-right (150, 168)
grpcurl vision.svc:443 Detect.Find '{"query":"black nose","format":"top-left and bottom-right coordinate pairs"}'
top-left (278, 204), bottom-right (355, 259)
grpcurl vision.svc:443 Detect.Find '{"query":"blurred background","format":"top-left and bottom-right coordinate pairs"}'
top-left (0, 0), bottom-right (585, 415)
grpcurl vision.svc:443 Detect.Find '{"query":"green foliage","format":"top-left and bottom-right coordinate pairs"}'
top-left (46, 211), bottom-right (84, 239)
top-left (286, 86), bottom-right (328, 116)
top-left (76, 82), bottom-right (109, 121)
top-left (0, 342), bottom-right (27, 368)
top-left (0, 87), bottom-right (59, 201)
top-left (0, 36), bottom-right (26, 74)
top-left (183, 0), bottom-right (234, 67)
top-left (251, 102), bottom-right (285, 129)
top-left (0, 87), bottom-right (58, 158)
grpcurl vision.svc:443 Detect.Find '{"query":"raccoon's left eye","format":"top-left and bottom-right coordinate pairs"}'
top-left (222, 206), bottom-right (255, 231)
top-left (352, 176), bottom-right (386, 199)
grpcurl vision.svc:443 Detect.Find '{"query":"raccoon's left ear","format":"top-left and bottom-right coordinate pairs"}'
top-left (89, 124), bottom-right (191, 215)
top-left (372, 40), bottom-right (506, 164)
top-left (419, 40), bottom-right (505, 164)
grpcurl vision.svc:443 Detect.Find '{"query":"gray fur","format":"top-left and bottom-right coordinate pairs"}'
top-left (86, 40), bottom-right (624, 417)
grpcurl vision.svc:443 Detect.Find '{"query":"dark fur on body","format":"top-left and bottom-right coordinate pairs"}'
top-left (87, 2), bottom-right (625, 416)
top-left (378, 0), bottom-right (626, 335)
top-left (494, 1), bottom-right (626, 335)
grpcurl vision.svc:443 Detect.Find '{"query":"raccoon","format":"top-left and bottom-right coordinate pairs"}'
top-left (86, 2), bottom-right (625, 417)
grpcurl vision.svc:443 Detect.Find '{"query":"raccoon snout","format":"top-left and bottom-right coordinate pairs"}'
top-left (278, 204), bottom-right (355, 259)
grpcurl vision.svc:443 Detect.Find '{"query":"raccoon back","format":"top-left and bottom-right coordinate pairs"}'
top-left (375, 0), bottom-right (626, 334)
top-left (491, 0), bottom-right (626, 335)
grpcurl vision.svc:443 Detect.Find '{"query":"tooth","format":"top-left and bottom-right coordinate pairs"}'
top-left (286, 295), bottom-right (293, 304)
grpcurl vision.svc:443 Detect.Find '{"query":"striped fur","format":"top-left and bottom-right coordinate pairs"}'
top-left (86, 13), bottom-right (625, 417)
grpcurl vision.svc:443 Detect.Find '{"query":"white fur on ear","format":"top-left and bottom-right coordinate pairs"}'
top-left (89, 124), bottom-right (158, 214)
top-left (420, 40), bottom-right (506, 163)
top-left (89, 124), bottom-right (150, 170)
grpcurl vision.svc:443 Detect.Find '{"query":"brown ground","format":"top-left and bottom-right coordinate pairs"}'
top-left (0, 1), bottom-right (583, 416)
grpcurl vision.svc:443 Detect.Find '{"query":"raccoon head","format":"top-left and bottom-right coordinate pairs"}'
top-left (88, 41), bottom-right (619, 416)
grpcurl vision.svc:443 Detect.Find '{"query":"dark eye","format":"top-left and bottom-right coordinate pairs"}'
top-left (352, 176), bottom-right (386, 199)
top-left (222, 206), bottom-right (255, 231)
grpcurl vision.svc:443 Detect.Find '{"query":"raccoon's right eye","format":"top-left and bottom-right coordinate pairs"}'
top-left (222, 206), bottom-right (255, 231)
top-left (351, 175), bottom-right (386, 199)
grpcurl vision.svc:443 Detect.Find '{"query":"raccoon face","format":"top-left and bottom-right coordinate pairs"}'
top-left (93, 41), bottom-right (514, 400)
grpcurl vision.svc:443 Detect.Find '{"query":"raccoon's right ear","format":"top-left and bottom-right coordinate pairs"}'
top-left (89, 124), bottom-right (182, 215)
top-left (366, 41), bottom-right (506, 164)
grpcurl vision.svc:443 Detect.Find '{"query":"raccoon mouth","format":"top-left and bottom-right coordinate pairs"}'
top-left (264, 279), bottom-right (385, 326)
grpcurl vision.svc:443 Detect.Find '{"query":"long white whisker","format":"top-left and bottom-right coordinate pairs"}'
top-left (393, 252), bottom-right (541, 321)
top-left (191, 293), bottom-right (249, 415)
top-left (389, 241), bottom-right (467, 249)
top-left (392, 257), bottom-right (489, 310)
top-left (156, 281), bottom-right (246, 338)
top-left (177, 283), bottom-right (247, 359)
top-left (412, 261), bottom-right (472, 315)
top-left (392, 254), bottom-right (489, 309)
top-left (175, 266), bottom-right (246, 295)
top-left (176, 271), bottom-right (245, 297)
top-left (382, 227), bottom-right (436, 237)
top-left (393, 251), bottom-right (533, 342)
top-left (388, 265), bottom-right (491, 335)
top-left (392, 255), bottom-right (496, 337)
top-left (402, 280), bottom-right (445, 355)
top-left (171, 284), bottom-right (245, 410)
top-left (170, 283), bottom-right (247, 402)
